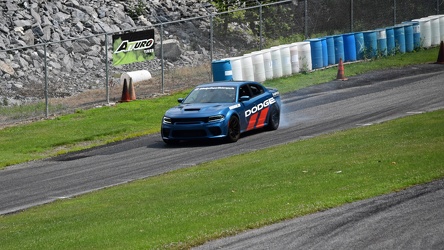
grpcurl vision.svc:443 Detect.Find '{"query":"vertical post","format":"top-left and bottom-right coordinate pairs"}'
top-left (393, 0), bottom-right (397, 26)
top-left (44, 43), bottom-right (48, 118)
top-left (438, 0), bottom-right (440, 14)
top-left (210, 14), bottom-right (214, 62)
top-left (259, 3), bottom-right (263, 51)
top-left (210, 14), bottom-right (214, 82)
top-left (350, 0), bottom-right (354, 32)
top-left (160, 23), bottom-right (165, 94)
top-left (304, 0), bottom-right (308, 38)
top-left (105, 33), bottom-right (109, 104)
top-left (154, 16), bottom-right (165, 94)
top-left (203, 4), bottom-right (214, 82)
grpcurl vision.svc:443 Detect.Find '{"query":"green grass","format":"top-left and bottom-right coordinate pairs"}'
top-left (0, 47), bottom-right (439, 169)
top-left (0, 109), bottom-right (443, 249)
top-left (0, 92), bottom-right (186, 167)
top-left (0, 101), bottom-right (69, 117)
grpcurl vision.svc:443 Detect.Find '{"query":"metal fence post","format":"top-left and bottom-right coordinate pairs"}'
top-left (304, 0), bottom-right (308, 38)
top-left (393, 0), bottom-right (397, 26)
top-left (210, 14), bottom-right (214, 63)
top-left (153, 16), bottom-right (165, 94)
top-left (258, 1), bottom-right (263, 50)
top-left (350, 0), bottom-right (354, 32)
top-left (44, 43), bottom-right (48, 118)
top-left (105, 33), bottom-right (109, 104)
top-left (160, 23), bottom-right (165, 94)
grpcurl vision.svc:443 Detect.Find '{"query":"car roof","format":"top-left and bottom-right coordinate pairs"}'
top-left (196, 81), bottom-right (260, 88)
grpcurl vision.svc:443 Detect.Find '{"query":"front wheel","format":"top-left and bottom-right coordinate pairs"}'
top-left (226, 115), bottom-right (240, 143)
top-left (267, 104), bottom-right (280, 130)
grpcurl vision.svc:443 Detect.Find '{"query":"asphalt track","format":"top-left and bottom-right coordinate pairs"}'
top-left (196, 179), bottom-right (444, 249)
top-left (1, 63), bottom-right (443, 248)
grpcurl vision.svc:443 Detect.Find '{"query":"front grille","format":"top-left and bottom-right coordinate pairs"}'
top-left (172, 130), bottom-right (207, 137)
top-left (171, 117), bottom-right (208, 124)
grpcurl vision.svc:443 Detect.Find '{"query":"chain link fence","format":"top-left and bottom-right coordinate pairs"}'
top-left (0, 0), bottom-right (442, 127)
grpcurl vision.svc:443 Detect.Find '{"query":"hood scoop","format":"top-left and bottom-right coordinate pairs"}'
top-left (184, 108), bottom-right (201, 111)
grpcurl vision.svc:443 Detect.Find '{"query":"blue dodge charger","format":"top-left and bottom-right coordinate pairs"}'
top-left (161, 81), bottom-right (281, 144)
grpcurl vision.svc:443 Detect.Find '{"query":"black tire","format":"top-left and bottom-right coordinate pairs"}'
top-left (226, 115), bottom-right (241, 143)
top-left (267, 104), bottom-right (280, 130)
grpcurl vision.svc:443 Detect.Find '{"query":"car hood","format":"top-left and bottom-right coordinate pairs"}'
top-left (165, 103), bottom-right (239, 117)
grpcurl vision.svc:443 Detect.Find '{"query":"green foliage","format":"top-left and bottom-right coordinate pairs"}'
top-left (126, 0), bottom-right (145, 18)
top-left (212, 0), bottom-right (297, 40)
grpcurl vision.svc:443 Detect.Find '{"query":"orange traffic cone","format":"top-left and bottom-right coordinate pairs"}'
top-left (336, 58), bottom-right (348, 81)
top-left (129, 79), bottom-right (136, 100)
top-left (120, 79), bottom-right (131, 102)
top-left (436, 41), bottom-right (444, 64)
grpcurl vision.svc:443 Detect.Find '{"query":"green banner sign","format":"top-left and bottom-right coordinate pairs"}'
top-left (112, 29), bottom-right (155, 66)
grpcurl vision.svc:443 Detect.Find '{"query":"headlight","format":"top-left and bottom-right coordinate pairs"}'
top-left (208, 114), bottom-right (225, 123)
top-left (163, 116), bottom-right (172, 124)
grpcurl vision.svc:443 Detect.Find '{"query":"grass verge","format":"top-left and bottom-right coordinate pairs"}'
top-left (0, 47), bottom-right (440, 169)
top-left (0, 109), bottom-right (443, 249)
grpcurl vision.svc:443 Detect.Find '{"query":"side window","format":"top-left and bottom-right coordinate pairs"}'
top-left (249, 84), bottom-right (264, 97)
top-left (238, 85), bottom-right (251, 101)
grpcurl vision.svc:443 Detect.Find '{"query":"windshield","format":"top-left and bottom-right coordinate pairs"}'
top-left (183, 86), bottom-right (236, 104)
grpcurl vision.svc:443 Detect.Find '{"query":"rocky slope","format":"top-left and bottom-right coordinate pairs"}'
top-left (0, 0), bottom-right (224, 105)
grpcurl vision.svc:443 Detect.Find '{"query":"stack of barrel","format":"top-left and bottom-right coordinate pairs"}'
top-left (212, 14), bottom-right (444, 82)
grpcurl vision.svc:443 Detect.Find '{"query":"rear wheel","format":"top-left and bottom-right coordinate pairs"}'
top-left (267, 104), bottom-right (280, 130)
top-left (226, 115), bottom-right (240, 142)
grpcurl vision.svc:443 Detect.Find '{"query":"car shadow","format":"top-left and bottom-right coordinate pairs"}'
top-left (146, 128), bottom-right (269, 149)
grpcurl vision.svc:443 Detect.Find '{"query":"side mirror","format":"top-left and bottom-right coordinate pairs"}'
top-left (177, 98), bottom-right (184, 103)
top-left (239, 96), bottom-right (250, 102)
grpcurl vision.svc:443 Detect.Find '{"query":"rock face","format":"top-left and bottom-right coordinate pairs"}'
top-left (0, 0), bottom-right (242, 106)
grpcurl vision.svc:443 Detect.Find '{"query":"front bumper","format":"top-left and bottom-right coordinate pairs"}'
top-left (161, 121), bottom-right (229, 140)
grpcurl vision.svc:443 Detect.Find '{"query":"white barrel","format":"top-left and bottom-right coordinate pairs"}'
top-left (289, 43), bottom-right (300, 74)
top-left (429, 14), bottom-right (444, 42)
top-left (270, 46), bottom-right (283, 78)
top-left (241, 54), bottom-right (254, 81)
top-left (229, 57), bottom-right (243, 81)
top-left (297, 41), bottom-right (312, 72)
top-left (428, 16), bottom-right (441, 46)
top-left (261, 49), bottom-right (273, 80)
top-left (251, 51), bottom-right (266, 82)
top-left (120, 70), bottom-right (152, 85)
top-left (412, 18), bottom-right (432, 48)
top-left (279, 45), bottom-right (292, 76)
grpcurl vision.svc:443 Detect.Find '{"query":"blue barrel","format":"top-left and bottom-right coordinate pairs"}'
top-left (309, 38), bottom-right (323, 69)
top-left (333, 35), bottom-right (345, 64)
top-left (412, 22), bottom-right (421, 50)
top-left (342, 33), bottom-right (357, 62)
top-left (394, 25), bottom-right (406, 53)
top-left (386, 27), bottom-right (395, 55)
top-left (321, 38), bottom-right (328, 67)
top-left (325, 36), bottom-right (336, 65)
top-left (376, 28), bottom-right (387, 56)
top-left (402, 23), bottom-right (414, 52)
top-left (404, 21), bottom-right (421, 50)
top-left (363, 30), bottom-right (378, 58)
top-left (211, 59), bottom-right (233, 81)
top-left (354, 32), bottom-right (364, 60)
